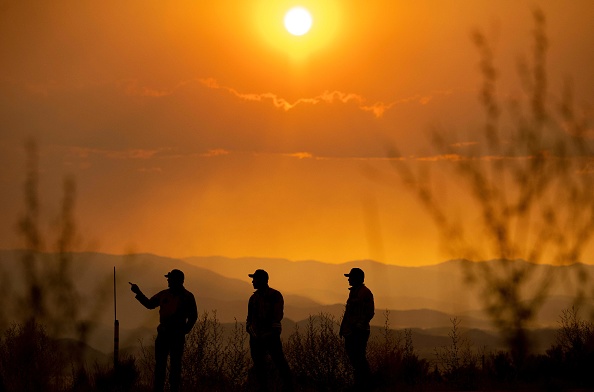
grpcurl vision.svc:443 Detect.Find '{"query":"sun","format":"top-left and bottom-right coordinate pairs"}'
top-left (254, 0), bottom-right (340, 60)
top-left (284, 7), bottom-right (313, 36)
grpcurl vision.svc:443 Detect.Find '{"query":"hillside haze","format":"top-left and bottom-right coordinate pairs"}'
top-left (1, 250), bottom-right (592, 354)
top-left (185, 256), bottom-right (594, 322)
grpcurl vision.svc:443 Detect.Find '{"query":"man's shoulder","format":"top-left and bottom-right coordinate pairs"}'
top-left (250, 287), bottom-right (283, 300)
top-left (258, 287), bottom-right (283, 300)
top-left (159, 287), bottom-right (195, 299)
top-left (182, 287), bottom-right (196, 300)
top-left (268, 287), bottom-right (283, 297)
top-left (363, 285), bottom-right (373, 298)
top-left (358, 284), bottom-right (373, 297)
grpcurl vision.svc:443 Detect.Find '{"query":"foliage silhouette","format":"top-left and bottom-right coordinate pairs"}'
top-left (286, 313), bottom-right (350, 391)
top-left (10, 141), bottom-right (110, 336)
top-left (434, 318), bottom-right (479, 390)
top-left (394, 8), bottom-right (594, 365)
top-left (2, 306), bottom-right (594, 390)
top-left (542, 306), bottom-right (594, 388)
top-left (0, 140), bottom-right (111, 390)
top-left (367, 311), bottom-right (430, 390)
top-left (0, 321), bottom-right (67, 392)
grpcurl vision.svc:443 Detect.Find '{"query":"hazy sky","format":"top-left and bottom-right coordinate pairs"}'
top-left (1, 1), bottom-right (593, 265)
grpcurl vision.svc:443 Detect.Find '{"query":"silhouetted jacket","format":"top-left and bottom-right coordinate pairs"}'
top-left (135, 286), bottom-right (198, 335)
top-left (340, 284), bottom-right (374, 337)
top-left (247, 286), bottom-right (284, 338)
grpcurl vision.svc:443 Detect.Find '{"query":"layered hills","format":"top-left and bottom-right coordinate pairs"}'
top-left (0, 250), bottom-right (591, 357)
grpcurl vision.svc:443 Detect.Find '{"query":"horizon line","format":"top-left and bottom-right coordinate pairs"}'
top-left (1, 248), bottom-right (590, 268)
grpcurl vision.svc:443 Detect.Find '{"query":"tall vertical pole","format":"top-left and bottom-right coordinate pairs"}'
top-left (114, 266), bottom-right (119, 367)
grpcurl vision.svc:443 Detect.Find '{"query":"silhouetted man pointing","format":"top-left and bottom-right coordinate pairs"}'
top-left (340, 267), bottom-right (374, 391)
top-left (246, 269), bottom-right (293, 392)
top-left (129, 269), bottom-right (197, 392)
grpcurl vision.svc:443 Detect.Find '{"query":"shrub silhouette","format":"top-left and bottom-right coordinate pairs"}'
top-left (367, 311), bottom-right (430, 389)
top-left (0, 321), bottom-right (66, 392)
top-left (0, 141), bottom-right (111, 390)
top-left (286, 313), bottom-right (351, 390)
top-left (434, 318), bottom-right (480, 390)
top-left (6, 141), bottom-right (110, 348)
top-left (2, 305), bottom-right (594, 390)
top-left (394, 8), bottom-right (594, 366)
top-left (91, 355), bottom-right (140, 392)
top-left (543, 306), bottom-right (594, 388)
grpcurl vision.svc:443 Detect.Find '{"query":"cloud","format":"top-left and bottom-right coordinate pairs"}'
top-left (64, 146), bottom-right (236, 162)
top-left (199, 78), bottom-right (451, 118)
top-left (67, 147), bottom-right (165, 160)
top-left (412, 154), bottom-right (538, 163)
top-left (58, 146), bottom-right (234, 173)
top-left (450, 141), bottom-right (479, 148)
top-left (283, 152), bottom-right (314, 159)
top-left (60, 145), bottom-right (544, 166)
top-left (199, 149), bottom-right (230, 157)
top-left (416, 154), bottom-right (465, 162)
top-left (57, 147), bottom-right (166, 171)
top-left (109, 77), bottom-right (453, 118)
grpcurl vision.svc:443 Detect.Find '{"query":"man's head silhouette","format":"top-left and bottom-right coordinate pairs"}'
top-left (165, 269), bottom-right (184, 288)
top-left (344, 267), bottom-right (364, 287)
top-left (249, 269), bottom-right (269, 290)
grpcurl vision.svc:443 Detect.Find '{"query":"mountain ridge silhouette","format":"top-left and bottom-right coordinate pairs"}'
top-left (1, 250), bottom-right (591, 355)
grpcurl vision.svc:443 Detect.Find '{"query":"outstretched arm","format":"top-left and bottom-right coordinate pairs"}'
top-left (129, 282), bottom-right (158, 309)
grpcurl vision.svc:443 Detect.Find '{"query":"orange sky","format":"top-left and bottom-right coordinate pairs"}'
top-left (1, 1), bottom-right (594, 265)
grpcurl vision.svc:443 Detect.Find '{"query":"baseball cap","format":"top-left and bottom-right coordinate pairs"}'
top-left (165, 269), bottom-right (185, 282)
top-left (248, 269), bottom-right (269, 280)
top-left (344, 267), bottom-right (364, 280)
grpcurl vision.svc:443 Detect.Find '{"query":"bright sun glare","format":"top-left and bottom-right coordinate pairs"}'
top-left (284, 7), bottom-right (312, 36)
top-left (255, 0), bottom-right (339, 59)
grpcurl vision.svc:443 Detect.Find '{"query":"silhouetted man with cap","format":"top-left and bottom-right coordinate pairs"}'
top-left (340, 267), bottom-right (374, 391)
top-left (129, 269), bottom-right (198, 392)
top-left (246, 269), bottom-right (293, 392)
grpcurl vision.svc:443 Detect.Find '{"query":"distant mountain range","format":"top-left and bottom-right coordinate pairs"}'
top-left (0, 250), bottom-right (591, 357)
top-left (185, 255), bottom-right (594, 325)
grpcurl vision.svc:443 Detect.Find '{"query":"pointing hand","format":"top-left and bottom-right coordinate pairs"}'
top-left (129, 282), bottom-right (141, 295)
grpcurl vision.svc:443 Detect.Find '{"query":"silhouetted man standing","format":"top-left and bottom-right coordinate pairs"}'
top-left (246, 269), bottom-right (293, 392)
top-left (129, 269), bottom-right (198, 392)
top-left (340, 267), bottom-right (375, 391)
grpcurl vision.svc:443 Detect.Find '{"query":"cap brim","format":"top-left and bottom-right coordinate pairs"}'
top-left (248, 274), bottom-right (254, 277)
top-left (344, 274), bottom-right (350, 277)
